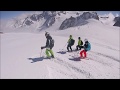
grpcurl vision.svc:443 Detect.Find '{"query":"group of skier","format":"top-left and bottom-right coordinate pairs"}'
top-left (41, 32), bottom-right (91, 59)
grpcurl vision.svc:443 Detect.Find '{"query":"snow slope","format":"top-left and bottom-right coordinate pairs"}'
top-left (1, 19), bottom-right (120, 79)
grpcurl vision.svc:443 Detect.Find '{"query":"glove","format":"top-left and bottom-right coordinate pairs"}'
top-left (41, 47), bottom-right (44, 49)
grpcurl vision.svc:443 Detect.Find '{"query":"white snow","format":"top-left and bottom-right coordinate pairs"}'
top-left (1, 17), bottom-right (120, 79)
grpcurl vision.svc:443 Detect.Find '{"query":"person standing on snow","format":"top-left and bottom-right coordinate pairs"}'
top-left (76, 37), bottom-right (83, 51)
top-left (41, 32), bottom-right (54, 59)
top-left (67, 35), bottom-right (75, 52)
top-left (80, 39), bottom-right (91, 58)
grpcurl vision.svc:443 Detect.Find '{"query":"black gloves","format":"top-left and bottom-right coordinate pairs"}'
top-left (41, 47), bottom-right (44, 49)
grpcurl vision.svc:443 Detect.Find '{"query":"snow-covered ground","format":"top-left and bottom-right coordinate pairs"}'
top-left (1, 19), bottom-right (120, 79)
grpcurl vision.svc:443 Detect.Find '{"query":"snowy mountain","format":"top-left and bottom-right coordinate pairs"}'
top-left (1, 11), bottom-right (120, 33)
top-left (59, 12), bottom-right (99, 30)
top-left (113, 16), bottom-right (120, 27)
top-left (99, 12), bottom-right (115, 25)
top-left (1, 11), bottom-right (100, 32)
top-left (99, 12), bottom-right (120, 27)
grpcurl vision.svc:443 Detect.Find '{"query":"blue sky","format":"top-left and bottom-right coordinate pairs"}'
top-left (0, 11), bottom-right (120, 20)
top-left (96, 11), bottom-right (120, 16)
top-left (0, 11), bottom-right (34, 20)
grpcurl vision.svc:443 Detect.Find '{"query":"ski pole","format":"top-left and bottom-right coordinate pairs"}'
top-left (61, 43), bottom-right (68, 51)
top-left (40, 49), bottom-right (42, 57)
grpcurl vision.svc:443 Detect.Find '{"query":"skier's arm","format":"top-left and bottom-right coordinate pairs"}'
top-left (41, 46), bottom-right (46, 49)
top-left (42, 36), bottom-right (52, 49)
top-left (41, 39), bottom-right (49, 49)
top-left (46, 39), bottom-right (49, 47)
top-left (67, 38), bottom-right (71, 43)
top-left (83, 44), bottom-right (86, 49)
top-left (78, 40), bottom-right (80, 45)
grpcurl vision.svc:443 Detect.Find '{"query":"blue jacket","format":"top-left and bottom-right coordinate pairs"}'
top-left (84, 41), bottom-right (91, 51)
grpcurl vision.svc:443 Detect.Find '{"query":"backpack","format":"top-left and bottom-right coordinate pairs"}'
top-left (50, 39), bottom-right (54, 47)
top-left (87, 42), bottom-right (91, 51)
top-left (81, 40), bottom-right (83, 45)
top-left (71, 39), bottom-right (75, 46)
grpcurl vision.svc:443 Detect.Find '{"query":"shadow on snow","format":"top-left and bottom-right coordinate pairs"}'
top-left (69, 57), bottom-right (81, 61)
top-left (57, 51), bottom-right (66, 54)
top-left (28, 57), bottom-right (49, 63)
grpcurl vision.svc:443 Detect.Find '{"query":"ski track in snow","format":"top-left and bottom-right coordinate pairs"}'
top-left (90, 51), bottom-right (120, 63)
top-left (27, 46), bottom-right (119, 79)
top-left (50, 57), bottom-right (94, 79)
top-left (53, 49), bottom-right (119, 78)
top-left (91, 42), bottom-right (119, 52)
top-left (47, 65), bottom-right (78, 79)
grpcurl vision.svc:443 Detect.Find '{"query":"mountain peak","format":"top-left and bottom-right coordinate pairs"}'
top-left (1, 11), bottom-right (119, 33)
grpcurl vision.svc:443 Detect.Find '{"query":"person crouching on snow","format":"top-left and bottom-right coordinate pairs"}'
top-left (80, 39), bottom-right (91, 58)
top-left (76, 37), bottom-right (83, 51)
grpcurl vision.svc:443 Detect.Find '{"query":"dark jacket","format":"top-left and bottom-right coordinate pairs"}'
top-left (45, 35), bottom-right (54, 49)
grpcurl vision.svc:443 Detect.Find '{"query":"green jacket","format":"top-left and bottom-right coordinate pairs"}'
top-left (78, 39), bottom-right (82, 46)
top-left (68, 37), bottom-right (73, 44)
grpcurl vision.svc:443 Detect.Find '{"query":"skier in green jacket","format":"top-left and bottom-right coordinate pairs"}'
top-left (67, 35), bottom-right (75, 52)
top-left (76, 37), bottom-right (83, 50)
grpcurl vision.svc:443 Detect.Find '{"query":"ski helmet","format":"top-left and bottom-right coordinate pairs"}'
top-left (70, 35), bottom-right (72, 37)
top-left (84, 38), bottom-right (88, 42)
top-left (78, 37), bottom-right (81, 39)
top-left (45, 31), bottom-right (50, 37)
